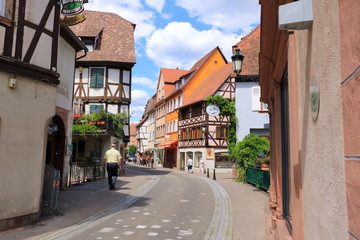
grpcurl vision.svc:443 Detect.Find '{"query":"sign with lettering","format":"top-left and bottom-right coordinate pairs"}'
top-left (61, 0), bottom-right (84, 16)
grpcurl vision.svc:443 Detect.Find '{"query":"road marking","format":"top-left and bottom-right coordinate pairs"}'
top-left (136, 225), bottom-right (147, 229)
top-left (122, 231), bottom-right (134, 235)
top-left (162, 219), bottom-right (171, 223)
top-left (98, 227), bottom-right (115, 233)
top-left (147, 232), bottom-right (158, 236)
top-left (151, 225), bottom-right (162, 228)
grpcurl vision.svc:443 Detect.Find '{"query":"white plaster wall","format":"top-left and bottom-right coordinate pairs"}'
top-left (56, 37), bottom-right (76, 110)
top-left (108, 104), bottom-right (118, 114)
top-left (0, 73), bottom-right (56, 220)
top-left (235, 82), bottom-right (269, 141)
top-left (108, 69), bottom-right (120, 83)
top-left (298, 0), bottom-right (348, 238)
top-left (89, 88), bottom-right (104, 97)
top-left (26, 0), bottom-right (54, 30)
top-left (123, 70), bottom-right (130, 84)
top-left (74, 69), bottom-right (80, 83)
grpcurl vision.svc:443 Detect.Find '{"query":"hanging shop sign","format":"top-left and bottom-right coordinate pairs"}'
top-left (61, 0), bottom-right (84, 16)
top-left (60, 0), bottom-right (86, 26)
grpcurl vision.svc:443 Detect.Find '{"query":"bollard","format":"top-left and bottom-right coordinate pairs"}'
top-left (213, 169), bottom-right (216, 181)
top-left (207, 168), bottom-right (210, 178)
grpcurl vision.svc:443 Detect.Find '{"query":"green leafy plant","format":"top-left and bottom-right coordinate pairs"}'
top-left (232, 133), bottom-right (270, 181)
top-left (72, 110), bottom-right (130, 138)
top-left (128, 145), bottom-right (138, 155)
top-left (72, 123), bottom-right (102, 137)
top-left (206, 96), bottom-right (237, 148)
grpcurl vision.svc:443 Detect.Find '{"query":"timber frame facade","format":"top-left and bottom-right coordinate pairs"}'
top-left (179, 76), bottom-right (235, 149)
top-left (0, 0), bottom-right (61, 84)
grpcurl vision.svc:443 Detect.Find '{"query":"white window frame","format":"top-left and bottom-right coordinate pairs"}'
top-left (252, 86), bottom-right (261, 111)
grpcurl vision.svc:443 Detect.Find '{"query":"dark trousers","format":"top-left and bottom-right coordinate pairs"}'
top-left (107, 163), bottom-right (119, 187)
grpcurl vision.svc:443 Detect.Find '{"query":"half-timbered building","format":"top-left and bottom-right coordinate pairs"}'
top-left (153, 68), bottom-right (188, 167)
top-left (70, 10), bottom-right (136, 166)
top-left (178, 63), bottom-right (235, 170)
top-left (0, 0), bottom-right (84, 230)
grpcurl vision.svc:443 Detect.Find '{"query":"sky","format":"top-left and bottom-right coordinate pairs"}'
top-left (85, 0), bottom-right (260, 123)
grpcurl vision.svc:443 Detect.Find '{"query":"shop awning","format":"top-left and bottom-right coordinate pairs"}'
top-left (156, 140), bottom-right (178, 148)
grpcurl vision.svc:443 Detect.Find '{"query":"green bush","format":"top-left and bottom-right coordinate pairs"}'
top-left (232, 133), bottom-right (270, 181)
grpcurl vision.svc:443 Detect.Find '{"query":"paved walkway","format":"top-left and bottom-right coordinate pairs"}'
top-left (0, 165), bottom-right (270, 240)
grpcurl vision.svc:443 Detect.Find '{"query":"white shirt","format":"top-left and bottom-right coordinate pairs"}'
top-left (188, 159), bottom-right (193, 166)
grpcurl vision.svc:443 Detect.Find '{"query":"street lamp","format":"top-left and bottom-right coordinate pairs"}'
top-left (231, 48), bottom-right (244, 74)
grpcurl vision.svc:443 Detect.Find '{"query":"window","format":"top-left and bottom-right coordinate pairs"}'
top-left (216, 126), bottom-right (228, 139)
top-left (192, 103), bottom-right (202, 116)
top-left (90, 68), bottom-right (105, 88)
top-left (252, 86), bottom-right (261, 111)
top-left (90, 105), bottom-right (104, 113)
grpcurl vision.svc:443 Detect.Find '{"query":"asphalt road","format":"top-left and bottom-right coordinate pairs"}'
top-left (73, 168), bottom-right (215, 240)
top-left (20, 165), bottom-right (233, 240)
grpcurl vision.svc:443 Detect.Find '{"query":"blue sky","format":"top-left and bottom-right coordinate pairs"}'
top-left (85, 0), bottom-right (260, 123)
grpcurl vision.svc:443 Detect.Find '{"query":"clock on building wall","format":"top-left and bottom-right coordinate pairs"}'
top-left (206, 104), bottom-right (220, 116)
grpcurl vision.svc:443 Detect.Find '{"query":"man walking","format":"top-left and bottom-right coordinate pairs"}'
top-left (103, 143), bottom-right (121, 190)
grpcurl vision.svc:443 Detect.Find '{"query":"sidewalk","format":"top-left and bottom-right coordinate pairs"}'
top-left (192, 169), bottom-right (270, 240)
top-left (0, 165), bottom-right (270, 240)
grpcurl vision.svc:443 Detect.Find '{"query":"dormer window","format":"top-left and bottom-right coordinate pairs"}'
top-left (80, 30), bottom-right (102, 52)
top-left (181, 78), bottom-right (185, 85)
top-left (81, 37), bottom-right (95, 51)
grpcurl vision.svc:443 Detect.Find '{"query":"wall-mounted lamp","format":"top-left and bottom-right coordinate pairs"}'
top-left (231, 48), bottom-right (244, 74)
top-left (9, 78), bottom-right (17, 89)
top-left (202, 123), bottom-right (207, 134)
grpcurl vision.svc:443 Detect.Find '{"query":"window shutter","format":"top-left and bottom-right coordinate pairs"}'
top-left (252, 86), bottom-right (261, 111)
top-left (90, 69), bottom-right (97, 87)
top-left (90, 105), bottom-right (97, 113)
top-left (96, 68), bottom-right (104, 87)
top-left (216, 127), bottom-right (221, 138)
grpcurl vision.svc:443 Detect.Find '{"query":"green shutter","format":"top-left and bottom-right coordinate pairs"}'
top-left (90, 68), bottom-right (104, 88)
top-left (96, 68), bottom-right (104, 87)
top-left (90, 105), bottom-right (97, 113)
top-left (90, 69), bottom-right (97, 87)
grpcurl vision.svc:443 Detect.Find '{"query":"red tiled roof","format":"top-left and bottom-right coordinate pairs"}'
top-left (232, 26), bottom-right (260, 75)
top-left (70, 10), bottom-right (136, 63)
top-left (161, 68), bottom-right (189, 98)
top-left (182, 63), bottom-right (233, 107)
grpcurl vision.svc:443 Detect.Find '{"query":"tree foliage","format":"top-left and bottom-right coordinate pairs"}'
top-left (206, 96), bottom-right (237, 149)
top-left (231, 133), bottom-right (270, 181)
top-left (128, 145), bottom-right (137, 155)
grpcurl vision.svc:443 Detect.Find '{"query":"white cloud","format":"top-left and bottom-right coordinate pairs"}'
top-left (146, 22), bottom-right (241, 69)
top-left (130, 89), bottom-right (151, 120)
top-left (175, 0), bottom-right (260, 33)
top-left (132, 76), bottom-right (157, 89)
top-left (130, 105), bottom-right (146, 119)
top-left (145, 0), bottom-right (165, 13)
top-left (86, 0), bottom-right (156, 39)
